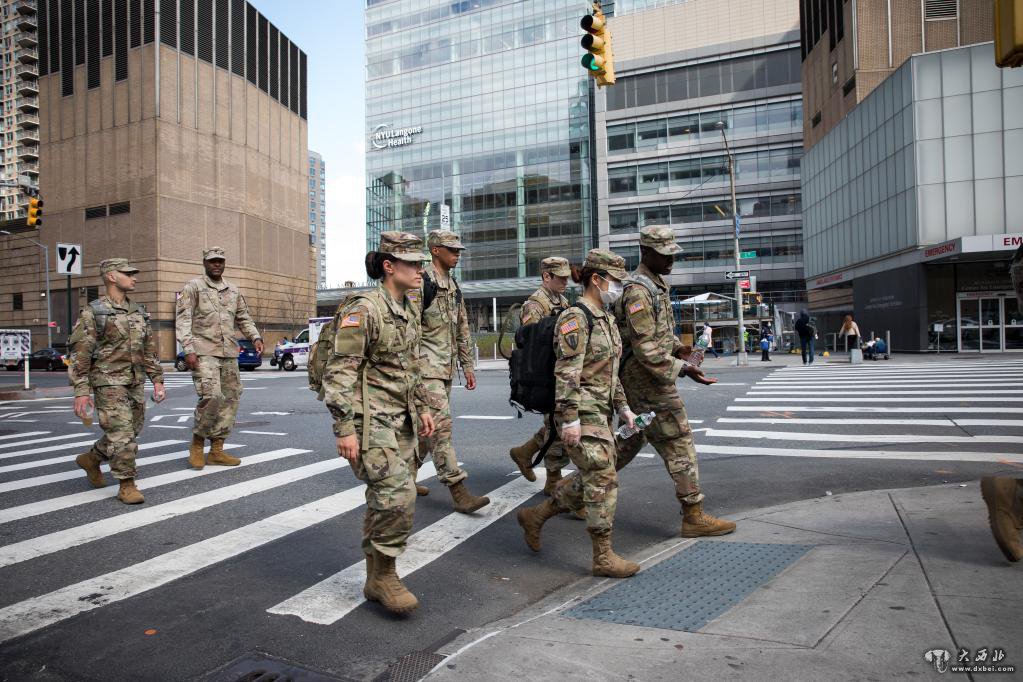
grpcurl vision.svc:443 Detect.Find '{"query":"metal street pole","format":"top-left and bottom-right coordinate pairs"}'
top-left (0, 230), bottom-right (52, 347)
top-left (719, 125), bottom-right (747, 367)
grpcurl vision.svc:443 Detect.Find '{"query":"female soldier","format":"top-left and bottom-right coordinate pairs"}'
top-left (516, 249), bottom-right (640, 579)
top-left (322, 232), bottom-right (436, 614)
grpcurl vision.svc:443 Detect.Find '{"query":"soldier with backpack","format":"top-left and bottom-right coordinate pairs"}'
top-left (69, 258), bottom-right (165, 504)
top-left (508, 256), bottom-right (572, 495)
top-left (414, 230), bottom-right (490, 513)
top-left (614, 226), bottom-right (736, 538)
top-left (321, 232), bottom-right (436, 614)
top-left (517, 249), bottom-right (641, 579)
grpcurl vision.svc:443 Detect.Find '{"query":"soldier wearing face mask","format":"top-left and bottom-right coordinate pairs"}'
top-left (613, 226), bottom-right (736, 538)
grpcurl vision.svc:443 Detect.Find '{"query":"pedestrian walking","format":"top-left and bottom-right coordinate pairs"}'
top-left (175, 247), bottom-right (263, 470)
top-left (794, 309), bottom-right (815, 364)
top-left (69, 258), bottom-right (165, 504)
top-left (759, 322), bottom-right (772, 362)
top-left (322, 232), bottom-right (436, 613)
top-left (614, 227), bottom-right (735, 538)
top-left (838, 314), bottom-right (861, 351)
top-left (701, 322), bottom-right (720, 358)
top-left (414, 230), bottom-right (490, 513)
top-left (508, 256), bottom-right (573, 495)
top-left (516, 249), bottom-right (641, 579)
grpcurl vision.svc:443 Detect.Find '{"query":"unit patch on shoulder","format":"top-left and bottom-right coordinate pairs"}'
top-left (407, 291), bottom-right (420, 303)
top-left (628, 301), bottom-right (645, 314)
top-left (559, 319), bottom-right (580, 335)
top-left (340, 313), bottom-right (361, 328)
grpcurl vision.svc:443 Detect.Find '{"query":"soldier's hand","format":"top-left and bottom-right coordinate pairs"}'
top-left (337, 435), bottom-right (359, 462)
top-left (419, 413), bottom-right (436, 438)
top-left (254, 339), bottom-right (264, 355)
top-left (152, 383), bottom-right (166, 403)
top-left (464, 371), bottom-right (477, 390)
top-left (683, 365), bottom-right (718, 386)
top-left (74, 396), bottom-right (94, 420)
top-left (184, 353), bottom-right (199, 371)
top-left (561, 423), bottom-right (581, 447)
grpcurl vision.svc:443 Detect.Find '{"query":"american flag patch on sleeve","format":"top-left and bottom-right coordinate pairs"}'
top-left (559, 319), bottom-right (580, 335)
top-left (340, 314), bottom-right (361, 328)
top-left (628, 301), bottom-right (645, 314)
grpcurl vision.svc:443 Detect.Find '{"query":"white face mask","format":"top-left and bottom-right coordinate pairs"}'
top-left (598, 277), bottom-right (623, 306)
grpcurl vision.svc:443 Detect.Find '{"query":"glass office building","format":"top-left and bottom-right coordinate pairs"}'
top-left (365, 0), bottom-right (594, 287)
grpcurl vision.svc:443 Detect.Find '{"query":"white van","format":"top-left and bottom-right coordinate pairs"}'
top-left (276, 317), bottom-right (332, 371)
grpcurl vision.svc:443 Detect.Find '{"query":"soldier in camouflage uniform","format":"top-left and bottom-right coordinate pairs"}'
top-left (614, 226), bottom-right (735, 538)
top-left (508, 256), bottom-right (573, 494)
top-left (415, 229), bottom-right (490, 513)
top-left (175, 247), bottom-right (263, 470)
top-left (70, 258), bottom-right (165, 505)
top-left (517, 249), bottom-right (641, 579)
top-left (324, 232), bottom-right (436, 613)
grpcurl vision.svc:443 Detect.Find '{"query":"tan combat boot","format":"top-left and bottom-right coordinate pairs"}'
top-left (362, 553), bottom-right (377, 601)
top-left (75, 451), bottom-right (106, 488)
top-left (680, 502), bottom-right (737, 538)
top-left (543, 469), bottom-right (562, 497)
top-left (117, 478), bottom-right (144, 505)
top-left (516, 498), bottom-right (562, 552)
top-left (509, 440), bottom-right (539, 482)
top-left (448, 481), bottom-right (490, 514)
top-left (368, 550), bottom-right (419, 614)
top-left (188, 434), bottom-right (206, 470)
top-left (589, 529), bottom-right (640, 578)
top-left (206, 438), bottom-right (240, 466)
top-left (981, 477), bottom-right (1023, 562)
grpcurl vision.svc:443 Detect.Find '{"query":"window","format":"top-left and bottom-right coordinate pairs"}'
top-left (668, 114), bottom-right (698, 140)
top-left (638, 162), bottom-right (668, 194)
top-left (636, 119), bottom-right (667, 148)
top-left (85, 205), bottom-right (107, 220)
top-left (608, 166), bottom-right (636, 196)
top-left (13, 292), bottom-right (22, 310)
top-left (607, 124), bottom-right (634, 153)
top-left (610, 209), bottom-right (638, 233)
top-left (108, 201), bottom-right (130, 215)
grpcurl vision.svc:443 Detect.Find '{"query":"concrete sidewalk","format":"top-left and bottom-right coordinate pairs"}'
top-left (426, 483), bottom-right (1023, 680)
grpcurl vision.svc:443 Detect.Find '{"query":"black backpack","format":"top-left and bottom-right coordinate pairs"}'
top-left (421, 270), bottom-right (462, 313)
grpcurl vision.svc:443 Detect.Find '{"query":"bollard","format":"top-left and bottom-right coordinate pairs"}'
top-left (23, 352), bottom-right (29, 390)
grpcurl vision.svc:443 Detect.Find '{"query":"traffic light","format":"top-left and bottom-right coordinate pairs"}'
top-left (26, 196), bottom-right (42, 227)
top-left (994, 0), bottom-right (1023, 68)
top-left (580, 3), bottom-right (615, 87)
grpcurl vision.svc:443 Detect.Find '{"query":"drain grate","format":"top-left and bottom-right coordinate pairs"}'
top-left (566, 541), bottom-right (812, 632)
top-left (374, 651), bottom-right (445, 682)
top-left (206, 652), bottom-right (349, 682)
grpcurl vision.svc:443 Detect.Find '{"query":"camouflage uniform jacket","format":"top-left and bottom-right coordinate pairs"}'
top-left (417, 263), bottom-right (473, 380)
top-left (554, 297), bottom-right (628, 432)
top-left (520, 286), bottom-right (569, 326)
top-left (322, 285), bottom-right (430, 446)
top-left (617, 263), bottom-right (686, 387)
top-left (68, 296), bottom-right (163, 397)
top-left (175, 275), bottom-right (261, 358)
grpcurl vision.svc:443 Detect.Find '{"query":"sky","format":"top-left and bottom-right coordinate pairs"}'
top-left (254, 0), bottom-right (366, 286)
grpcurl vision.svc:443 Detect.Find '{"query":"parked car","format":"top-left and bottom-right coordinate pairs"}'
top-left (21, 348), bottom-right (69, 372)
top-left (175, 339), bottom-right (262, 372)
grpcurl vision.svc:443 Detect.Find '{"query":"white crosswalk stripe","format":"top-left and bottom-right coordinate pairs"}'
top-left (0, 440), bottom-right (184, 474)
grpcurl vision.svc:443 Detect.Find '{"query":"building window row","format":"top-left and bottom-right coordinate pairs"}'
top-left (616, 233), bottom-right (804, 268)
top-left (606, 48), bottom-right (801, 111)
top-left (608, 147), bottom-right (802, 196)
top-left (608, 99), bottom-right (803, 155)
top-left (610, 193), bottom-right (802, 231)
top-left (799, 0), bottom-right (845, 60)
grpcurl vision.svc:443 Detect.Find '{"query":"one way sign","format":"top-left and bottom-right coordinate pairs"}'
top-left (56, 243), bottom-right (82, 275)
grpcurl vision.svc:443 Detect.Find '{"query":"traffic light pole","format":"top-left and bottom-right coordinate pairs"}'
top-left (721, 128), bottom-right (748, 367)
top-left (66, 275), bottom-right (72, 348)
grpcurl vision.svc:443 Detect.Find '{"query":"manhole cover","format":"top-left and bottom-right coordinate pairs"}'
top-left (374, 651), bottom-right (445, 682)
top-left (205, 652), bottom-right (349, 682)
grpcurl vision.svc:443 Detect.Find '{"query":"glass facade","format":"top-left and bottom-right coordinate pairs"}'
top-left (365, 0), bottom-right (594, 282)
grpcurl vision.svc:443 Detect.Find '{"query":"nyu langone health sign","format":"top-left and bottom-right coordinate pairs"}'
top-left (371, 123), bottom-right (424, 150)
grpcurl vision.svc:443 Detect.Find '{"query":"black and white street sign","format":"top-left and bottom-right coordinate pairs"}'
top-left (56, 243), bottom-right (82, 275)
top-left (725, 270), bottom-right (750, 279)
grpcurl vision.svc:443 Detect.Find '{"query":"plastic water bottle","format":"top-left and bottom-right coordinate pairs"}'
top-left (615, 411), bottom-right (656, 440)
top-left (689, 326), bottom-right (713, 367)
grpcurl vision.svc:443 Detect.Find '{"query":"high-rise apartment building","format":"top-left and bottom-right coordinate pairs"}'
top-left (0, 0), bottom-right (312, 356)
top-left (0, 0), bottom-right (40, 220)
top-left (308, 149), bottom-right (324, 286)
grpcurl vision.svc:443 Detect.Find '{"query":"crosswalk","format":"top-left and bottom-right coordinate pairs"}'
top-left (702, 358), bottom-right (1023, 463)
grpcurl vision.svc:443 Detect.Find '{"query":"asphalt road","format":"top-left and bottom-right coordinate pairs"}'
top-left (0, 357), bottom-right (1020, 681)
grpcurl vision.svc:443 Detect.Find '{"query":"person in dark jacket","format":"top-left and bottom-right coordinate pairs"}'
top-left (794, 310), bottom-right (815, 365)
top-left (759, 322), bottom-right (772, 361)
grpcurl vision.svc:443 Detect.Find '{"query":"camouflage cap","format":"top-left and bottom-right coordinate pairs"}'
top-left (379, 231), bottom-right (430, 262)
top-left (583, 248), bottom-right (628, 280)
top-left (540, 256), bottom-right (571, 277)
top-left (99, 257), bottom-right (139, 274)
top-left (203, 246), bottom-right (227, 261)
top-left (427, 229), bottom-right (466, 250)
top-left (639, 225), bottom-right (682, 255)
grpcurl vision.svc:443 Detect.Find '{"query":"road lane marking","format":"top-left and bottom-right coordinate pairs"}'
top-left (736, 397), bottom-right (1022, 402)
top-left (0, 433), bottom-right (91, 450)
top-left (748, 390), bottom-right (1023, 396)
top-left (715, 417), bottom-right (1023, 427)
top-left (727, 405), bottom-right (1023, 413)
top-left (696, 443), bottom-right (1023, 463)
top-left (0, 440), bottom-right (184, 474)
top-left (239, 430), bottom-right (288, 436)
top-left (0, 431), bottom-right (47, 442)
top-left (704, 429), bottom-right (1023, 445)
top-left (752, 383), bottom-right (1023, 389)
top-left (457, 416), bottom-right (515, 420)
top-left (0, 462), bottom-right (439, 645)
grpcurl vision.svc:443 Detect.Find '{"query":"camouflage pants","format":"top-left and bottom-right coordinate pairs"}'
top-left (616, 377), bottom-right (703, 506)
top-left (525, 416), bottom-right (569, 473)
top-left (191, 355), bottom-right (242, 440)
top-left (353, 415), bottom-right (417, 558)
top-left (92, 383), bottom-right (145, 480)
top-left (552, 430), bottom-right (619, 533)
top-left (417, 378), bottom-right (467, 487)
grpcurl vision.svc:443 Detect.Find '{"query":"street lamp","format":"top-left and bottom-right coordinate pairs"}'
top-left (1, 229), bottom-right (52, 347)
top-left (715, 121), bottom-right (748, 367)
